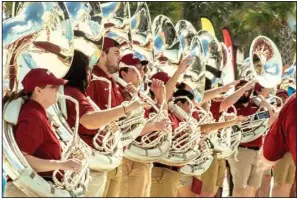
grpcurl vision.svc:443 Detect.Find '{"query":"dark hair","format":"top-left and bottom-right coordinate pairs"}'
top-left (64, 50), bottom-right (90, 93)
top-left (2, 89), bottom-right (32, 111)
top-left (119, 67), bottom-right (129, 79)
top-left (205, 78), bottom-right (212, 91)
top-left (102, 43), bottom-right (121, 54)
top-left (177, 82), bottom-right (186, 90)
top-left (173, 89), bottom-right (194, 104)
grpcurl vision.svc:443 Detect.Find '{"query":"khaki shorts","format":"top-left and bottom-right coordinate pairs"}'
top-left (4, 182), bottom-right (28, 197)
top-left (227, 147), bottom-right (264, 189)
top-left (150, 167), bottom-right (180, 197)
top-left (178, 174), bottom-right (193, 188)
top-left (103, 164), bottom-right (122, 197)
top-left (120, 157), bottom-right (152, 197)
top-left (200, 155), bottom-right (226, 193)
top-left (85, 170), bottom-right (107, 197)
top-left (274, 152), bottom-right (296, 184)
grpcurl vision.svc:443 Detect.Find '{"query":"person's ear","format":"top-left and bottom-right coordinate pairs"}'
top-left (176, 101), bottom-right (182, 107)
top-left (121, 71), bottom-right (127, 78)
top-left (34, 86), bottom-right (43, 96)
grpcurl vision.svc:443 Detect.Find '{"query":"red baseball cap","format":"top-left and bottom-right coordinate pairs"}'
top-left (120, 54), bottom-right (141, 66)
top-left (103, 37), bottom-right (120, 50)
top-left (21, 68), bottom-right (67, 93)
top-left (276, 89), bottom-right (289, 98)
top-left (254, 82), bottom-right (264, 92)
top-left (150, 72), bottom-right (171, 84)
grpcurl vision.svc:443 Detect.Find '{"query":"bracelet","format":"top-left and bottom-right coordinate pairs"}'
top-left (122, 105), bottom-right (127, 116)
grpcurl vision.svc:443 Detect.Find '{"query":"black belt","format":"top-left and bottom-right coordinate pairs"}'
top-left (153, 162), bottom-right (179, 172)
top-left (7, 176), bottom-right (54, 183)
top-left (239, 145), bottom-right (260, 151)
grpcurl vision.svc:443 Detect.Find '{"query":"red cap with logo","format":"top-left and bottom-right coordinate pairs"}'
top-left (103, 37), bottom-right (120, 50)
top-left (21, 68), bottom-right (67, 93)
top-left (276, 89), bottom-right (289, 98)
top-left (120, 54), bottom-right (141, 66)
top-left (150, 72), bottom-right (171, 84)
top-left (254, 82), bottom-right (264, 93)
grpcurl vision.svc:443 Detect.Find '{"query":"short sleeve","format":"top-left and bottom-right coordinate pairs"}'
top-left (210, 100), bottom-right (222, 122)
top-left (87, 81), bottom-right (109, 110)
top-left (14, 117), bottom-right (44, 155)
top-left (263, 112), bottom-right (287, 161)
top-left (66, 90), bottom-right (94, 118)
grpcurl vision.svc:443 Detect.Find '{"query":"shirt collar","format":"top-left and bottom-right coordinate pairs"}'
top-left (28, 99), bottom-right (48, 118)
top-left (92, 65), bottom-right (112, 80)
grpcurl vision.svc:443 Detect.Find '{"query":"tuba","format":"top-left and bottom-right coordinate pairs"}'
top-left (216, 106), bottom-right (242, 159)
top-left (63, 1), bottom-right (123, 172)
top-left (99, 2), bottom-right (147, 146)
top-left (3, 2), bottom-right (89, 197)
top-left (179, 105), bottom-right (214, 175)
top-left (159, 98), bottom-right (201, 166)
top-left (250, 36), bottom-right (283, 88)
top-left (122, 4), bottom-right (173, 163)
top-left (239, 58), bottom-right (255, 81)
top-left (151, 17), bottom-right (204, 166)
top-left (236, 36), bottom-right (283, 143)
top-left (198, 30), bottom-right (223, 89)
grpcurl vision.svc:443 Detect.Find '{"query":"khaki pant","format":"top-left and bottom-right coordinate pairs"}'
top-left (200, 155), bottom-right (226, 193)
top-left (274, 152), bottom-right (296, 184)
top-left (178, 174), bottom-right (193, 188)
top-left (228, 147), bottom-right (264, 189)
top-left (4, 182), bottom-right (28, 197)
top-left (150, 167), bottom-right (180, 197)
top-left (85, 170), bottom-right (107, 197)
top-left (103, 165), bottom-right (122, 197)
top-left (120, 157), bottom-right (152, 197)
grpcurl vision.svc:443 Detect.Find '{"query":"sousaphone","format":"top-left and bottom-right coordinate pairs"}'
top-left (3, 2), bottom-right (89, 197)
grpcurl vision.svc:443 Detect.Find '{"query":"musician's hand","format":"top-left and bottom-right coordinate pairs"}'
top-left (60, 159), bottom-right (82, 172)
top-left (224, 113), bottom-right (237, 121)
top-left (244, 80), bottom-right (257, 91)
top-left (236, 115), bottom-right (248, 123)
top-left (126, 99), bottom-right (145, 112)
top-left (155, 119), bottom-right (171, 132)
top-left (150, 78), bottom-right (165, 104)
top-left (150, 79), bottom-right (164, 93)
top-left (125, 83), bottom-right (138, 94)
top-left (220, 81), bottom-right (239, 93)
top-left (178, 56), bottom-right (193, 73)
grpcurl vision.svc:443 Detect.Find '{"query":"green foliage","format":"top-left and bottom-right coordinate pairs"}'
top-left (147, 2), bottom-right (183, 24)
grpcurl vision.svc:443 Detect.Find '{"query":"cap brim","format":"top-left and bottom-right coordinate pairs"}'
top-left (52, 79), bottom-right (68, 86)
top-left (140, 60), bottom-right (149, 65)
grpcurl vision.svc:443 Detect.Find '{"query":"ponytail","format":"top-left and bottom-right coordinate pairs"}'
top-left (2, 89), bottom-right (31, 110)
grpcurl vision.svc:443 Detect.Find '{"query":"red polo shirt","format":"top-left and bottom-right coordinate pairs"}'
top-left (64, 86), bottom-right (98, 148)
top-left (192, 110), bottom-right (200, 121)
top-left (230, 100), bottom-right (262, 147)
top-left (210, 100), bottom-right (222, 122)
top-left (14, 100), bottom-right (62, 178)
top-left (263, 94), bottom-right (296, 165)
top-left (87, 66), bottom-right (124, 110)
top-left (169, 110), bottom-right (181, 131)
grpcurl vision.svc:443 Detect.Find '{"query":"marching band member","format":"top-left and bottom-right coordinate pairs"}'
top-left (173, 89), bottom-right (246, 197)
top-left (220, 80), bottom-right (264, 197)
top-left (63, 50), bottom-right (143, 197)
top-left (149, 57), bottom-right (192, 197)
top-left (118, 54), bottom-right (169, 197)
top-left (262, 93), bottom-right (296, 192)
top-left (86, 37), bottom-right (124, 197)
top-left (4, 69), bottom-right (82, 197)
top-left (253, 83), bottom-right (273, 197)
top-left (220, 79), bottom-right (282, 197)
